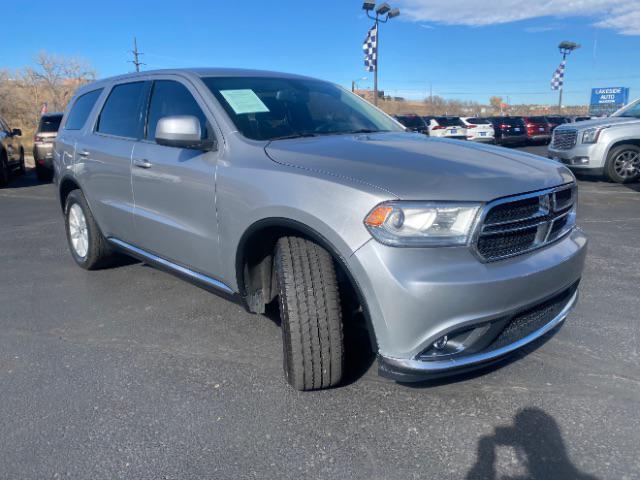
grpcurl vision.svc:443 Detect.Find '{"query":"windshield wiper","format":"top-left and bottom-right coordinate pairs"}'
top-left (344, 129), bottom-right (383, 134)
top-left (269, 132), bottom-right (318, 141)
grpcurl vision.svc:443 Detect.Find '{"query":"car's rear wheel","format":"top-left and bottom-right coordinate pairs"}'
top-left (35, 164), bottom-right (52, 182)
top-left (64, 190), bottom-right (116, 270)
top-left (605, 145), bottom-right (640, 183)
top-left (19, 149), bottom-right (26, 175)
top-left (275, 236), bottom-right (344, 391)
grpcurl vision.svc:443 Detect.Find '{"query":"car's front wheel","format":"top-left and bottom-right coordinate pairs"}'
top-left (605, 144), bottom-right (640, 183)
top-left (64, 190), bottom-right (116, 269)
top-left (0, 156), bottom-right (9, 187)
top-left (275, 236), bottom-right (344, 391)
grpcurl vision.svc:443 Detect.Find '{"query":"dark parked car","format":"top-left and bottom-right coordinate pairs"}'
top-left (545, 116), bottom-right (570, 132)
top-left (33, 112), bottom-right (64, 181)
top-left (394, 114), bottom-right (428, 133)
top-left (522, 116), bottom-right (551, 144)
top-left (487, 116), bottom-right (527, 145)
top-left (0, 115), bottom-right (25, 186)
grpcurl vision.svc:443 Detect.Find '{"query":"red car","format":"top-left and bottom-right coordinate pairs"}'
top-left (522, 116), bottom-right (551, 144)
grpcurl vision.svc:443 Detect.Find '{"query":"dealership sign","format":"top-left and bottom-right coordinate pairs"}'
top-left (589, 87), bottom-right (630, 115)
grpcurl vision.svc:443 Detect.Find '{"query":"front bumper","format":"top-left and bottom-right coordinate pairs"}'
top-left (548, 141), bottom-right (606, 171)
top-left (348, 228), bottom-right (587, 381)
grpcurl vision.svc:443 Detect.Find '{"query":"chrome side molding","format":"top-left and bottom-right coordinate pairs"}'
top-left (108, 238), bottom-right (234, 294)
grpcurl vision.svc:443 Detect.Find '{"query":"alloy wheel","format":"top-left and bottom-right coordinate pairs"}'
top-left (68, 204), bottom-right (89, 258)
top-left (613, 150), bottom-right (640, 179)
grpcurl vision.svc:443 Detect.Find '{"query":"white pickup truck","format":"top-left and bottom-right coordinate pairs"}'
top-left (548, 99), bottom-right (640, 183)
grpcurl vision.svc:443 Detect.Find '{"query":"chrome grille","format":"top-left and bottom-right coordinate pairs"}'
top-left (551, 129), bottom-right (578, 150)
top-left (474, 184), bottom-right (577, 262)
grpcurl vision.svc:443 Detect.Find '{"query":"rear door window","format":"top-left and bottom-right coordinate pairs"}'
top-left (145, 80), bottom-right (209, 141)
top-left (64, 89), bottom-right (103, 131)
top-left (96, 82), bottom-right (148, 139)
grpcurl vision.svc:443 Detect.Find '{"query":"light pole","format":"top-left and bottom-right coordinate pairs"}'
top-left (352, 77), bottom-right (368, 92)
top-left (362, 2), bottom-right (400, 106)
top-left (556, 41), bottom-right (580, 113)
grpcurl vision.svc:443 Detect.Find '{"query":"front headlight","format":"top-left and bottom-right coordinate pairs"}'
top-left (582, 126), bottom-right (609, 144)
top-left (364, 201), bottom-right (482, 247)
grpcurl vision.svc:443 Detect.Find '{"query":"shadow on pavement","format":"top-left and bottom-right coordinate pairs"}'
top-left (0, 168), bottom-right (53, 190)
top-left (466, 407), bottom-right (599, 480)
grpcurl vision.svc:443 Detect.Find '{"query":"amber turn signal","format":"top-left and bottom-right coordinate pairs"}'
top-left (364, 206), bottom-right (393, 227)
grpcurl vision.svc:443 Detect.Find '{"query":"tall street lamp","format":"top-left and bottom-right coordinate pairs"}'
top-left (351, 77), bottom-right (368, 92)
top-left (362, 2), bottom-right (400, 106)
top-left (555, 41), bottom-right (580, 113)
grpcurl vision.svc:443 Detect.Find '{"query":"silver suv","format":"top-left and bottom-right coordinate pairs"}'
top-left (54, 69), bottom-right (587, 390)
top-left (549, 99), bottom-right (640, 183)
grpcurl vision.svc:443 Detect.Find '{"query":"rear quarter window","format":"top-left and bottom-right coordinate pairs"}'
top-left (64, 89), bottom-right (103, 131)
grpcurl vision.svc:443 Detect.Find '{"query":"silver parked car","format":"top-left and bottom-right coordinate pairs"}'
top-left (54, 69), bottom-right (587, 390)
top-left (33, 112), bottom-right (64, 181)
top-left (549, 99), bottom-right (640, 183)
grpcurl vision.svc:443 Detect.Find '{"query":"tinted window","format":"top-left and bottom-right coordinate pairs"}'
top-left (397, 116), bottom-right (426, 128)
top-left (466, 117), bottom-right (490, 124)
top-left (435, 117), bottom-right (465, 127)
top-left (146, 80), bottom-right (209, 141)
top-left (38, 115), bottom-right (63, 133)
top-left (203, 76), bottom-right (401, 141)
top-left (527, 116), bottom-right (548, 123)
top-left (96, 82), bottom-right (148, 138)
top-left (65, 89), bottom-right (102, 131)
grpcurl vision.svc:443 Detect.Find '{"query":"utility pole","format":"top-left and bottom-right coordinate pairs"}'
top-left (362, 2), bottom-right (400, 106)
top-left (129, 37), bottom-right (145, 72)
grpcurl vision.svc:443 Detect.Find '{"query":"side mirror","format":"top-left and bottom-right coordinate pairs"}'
top-left (12, 128), bottom-right (22, 137)
top-left (155, 115), bottom-right (216, 151)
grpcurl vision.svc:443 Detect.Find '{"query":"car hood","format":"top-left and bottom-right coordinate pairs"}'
top-left (265, 132), bottom-right (573, 201)
top-left (559, 116), bottom-right (640, 131)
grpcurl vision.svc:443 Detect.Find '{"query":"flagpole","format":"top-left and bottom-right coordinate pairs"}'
top-left (558, 51), bottom-right (566, 114)
top-left (362, 3), bottom-right (400, 107)
top-left (374, 16), bottom-right (379, 106)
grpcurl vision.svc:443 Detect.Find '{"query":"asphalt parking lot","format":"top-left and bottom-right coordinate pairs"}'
top-left (1, 147), bottom-right (639, 480)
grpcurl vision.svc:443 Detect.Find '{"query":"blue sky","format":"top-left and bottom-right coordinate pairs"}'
top-left (3, 0), bottom-right (640, 105)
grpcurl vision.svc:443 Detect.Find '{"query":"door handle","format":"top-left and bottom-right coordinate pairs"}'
top-left (133, 158), bottom-right (152, 169)
top-left (77, 150), bottom-right (90, 157)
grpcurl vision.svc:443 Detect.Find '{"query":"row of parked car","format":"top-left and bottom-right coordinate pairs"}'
top-left (393, 114), bottom-right (592, 146)
top-left (0, 112), bottom-right (63, 186)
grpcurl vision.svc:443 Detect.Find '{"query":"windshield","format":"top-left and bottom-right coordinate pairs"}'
top-left (202, 76), bottom-right (402, 141)
top-left (38, 115), bottom-right (63, 133)
top-left (614, 99), bottom-right (640, 118)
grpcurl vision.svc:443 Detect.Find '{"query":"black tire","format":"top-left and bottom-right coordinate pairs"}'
top-left (275, 237), bottom-right (344, 391)
top-left (605, 144), bottom-right (640, 184)
top-left (35, 165), bottom-right (52, 182)
top-left (19, 149), bottom-right (26, 175)
top-left (0, 155), bottom-right (8, 187)
top-left (64, 189), bottom-right (116, 270)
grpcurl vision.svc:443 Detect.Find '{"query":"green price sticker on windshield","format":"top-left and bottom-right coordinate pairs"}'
top-left (220, 89), bottom-right (270, 115)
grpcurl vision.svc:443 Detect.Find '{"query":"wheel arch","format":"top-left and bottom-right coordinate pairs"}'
top-left (235, 217), bottom-right (378, 350)
top-left (605, 138), bottom-right (640, 161)
top-left (58, 175), bottom-right (82, 211)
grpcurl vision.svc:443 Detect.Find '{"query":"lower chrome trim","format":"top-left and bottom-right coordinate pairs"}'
top-left (108, 238), bottom-right (234, 294)
top-left (379, 290), bottom-right (578, 379)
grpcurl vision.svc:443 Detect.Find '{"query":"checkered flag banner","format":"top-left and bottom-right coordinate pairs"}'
top-left (363, 24), bottom-right (378, 72)
top-left (551, 60), bottom-right (566, 91)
